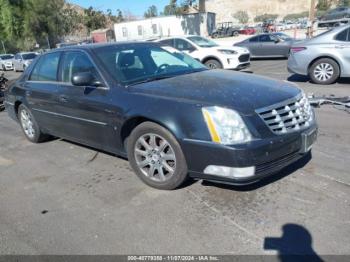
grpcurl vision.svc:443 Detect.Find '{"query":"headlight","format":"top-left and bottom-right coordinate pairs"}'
top-left (202, 106), bottom-right (252, 145)
top-left (218, 49), bottom-right (238, 55)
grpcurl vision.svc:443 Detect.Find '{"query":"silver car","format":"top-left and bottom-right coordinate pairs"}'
top-left (0, 54), bottom-right (14, 71)
top-left (288, 25), bottom-right (350, 85)
top-left (13, 52), bottom-right (37, 72)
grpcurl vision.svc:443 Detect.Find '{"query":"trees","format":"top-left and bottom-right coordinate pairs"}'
top-left (83, 6), bottom-right (107, 33)
top-left (144, 5), bottom-right (158, 18)
top-left (233, 11), bottom-right (249, 24)
top-left (338, 0), bottom-right (350, 6)
top-left (254, 14), bottom-right (278, 23)
top-left (162, 0), bottom-right (197, 16)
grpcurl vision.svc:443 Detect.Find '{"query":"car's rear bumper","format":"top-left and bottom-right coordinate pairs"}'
top-left (287, 54), bottom-right (308, 76)
top-left (182, 124), bottom-right (317, 185)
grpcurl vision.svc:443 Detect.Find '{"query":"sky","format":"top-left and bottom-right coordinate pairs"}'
top-left (69, 0), bottom-right (170, 17)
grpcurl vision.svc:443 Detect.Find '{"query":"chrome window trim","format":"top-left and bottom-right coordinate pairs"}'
top-left (32, 108), bottom-right (108, 126)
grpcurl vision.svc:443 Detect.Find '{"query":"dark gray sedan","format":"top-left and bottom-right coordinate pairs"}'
top-left (234, 33), bottom-right (295, 58)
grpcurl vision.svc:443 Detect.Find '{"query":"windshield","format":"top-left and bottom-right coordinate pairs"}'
top-left (94, 44), bottom-right (207, 86)
top-left (22, 53), bottom-right (37, 60)
top-left (0, 55), bottom-right (14, 60)
top-left (186, 36), bottom-right (218, 48)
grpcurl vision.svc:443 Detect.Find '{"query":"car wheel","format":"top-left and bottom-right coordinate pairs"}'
top-left (18, 104), bottom-right (47, 143)
top-left (205, 59), bottom-right (223, 69)
top-left (233, 31), bottom-right (239, 37)
top-left (309, 58), bottom-right (340, 85)
top-left (127, 122), bottom-right (188, 190)
top-left (212, 33), bottom-right (218, 39)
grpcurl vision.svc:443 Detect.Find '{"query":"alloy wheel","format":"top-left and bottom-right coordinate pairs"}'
top-left (313, 63), bottom-right (334, 82)
top-left (134, 133), bottom-right (176, 182)
top-left (20, 109), bottom-right (35, 139)
top-left (207, 62), bottom-right (218, 69)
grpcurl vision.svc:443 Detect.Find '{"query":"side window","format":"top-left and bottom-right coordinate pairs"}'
top-left (174, 39), bottom-right (195, 51)
top-left (159, 39), bottom-right (174, 47)
top-left (259, 35), bottom-right (274, 42)
top-left (249, 36), bottom-right (259, 42)
top-left (152, 24), bottom-right (158, 34)
top-left (137, 25), bottom-right (143, 36)
top-left (122, 27), bottom-right (128, 37)
top-left (335, 28), bottom-right (349, 42)
top-left (30, 52), bottom-right (60, 82)
top-left (61, 52), bottom-right (100, 83)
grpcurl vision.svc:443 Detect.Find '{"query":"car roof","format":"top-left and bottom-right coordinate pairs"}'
top-left (55, 41), bottom-right (160, 51)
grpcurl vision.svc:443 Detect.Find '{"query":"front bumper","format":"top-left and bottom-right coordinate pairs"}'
top-left (222, 54), bottom-right (251, 70)
top-left (182, 124), bottom-right (317, 185)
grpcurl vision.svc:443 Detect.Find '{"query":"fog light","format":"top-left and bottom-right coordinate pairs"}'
top-left (204, 165), bottom-right (255, 179)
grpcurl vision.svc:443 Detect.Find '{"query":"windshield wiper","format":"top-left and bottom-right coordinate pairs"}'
top-left (126, 75), bottom-right (174, 87)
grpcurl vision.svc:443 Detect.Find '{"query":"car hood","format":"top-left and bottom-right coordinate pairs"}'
top-left (2, 59), bottom-right (13, 62)
top-left (130, 70), bottom-right (301, 115)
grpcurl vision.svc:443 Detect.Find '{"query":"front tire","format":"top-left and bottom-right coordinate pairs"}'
top-left (309, 58), bottom-right (340, 85)
top-left (204, 59), bottom-right (223, 69)
top-left (18, 104), bottom-right (47, 143)
top-left (127, 122), bottom-right (188, 190)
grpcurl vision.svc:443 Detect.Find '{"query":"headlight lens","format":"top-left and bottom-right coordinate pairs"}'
top-left (218, 49), bottom-right (238, 55)
top-left (202, 106), bottom-right (252, 145)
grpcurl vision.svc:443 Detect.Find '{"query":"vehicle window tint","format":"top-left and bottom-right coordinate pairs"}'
top-left (259, 35), bottom-right (274, 42)
top-left (174, 39), bottom-right (195, 51)
top-left (61, 52), bottom-right (100, 83)
top-left (159, 39), bottom-right (174, 47)
top-left (249, 36), bottom-right (259, 42)
top-left (335, 28), bottom-right (349, 41)
top-left (30, 52), bottom-right (60, 82)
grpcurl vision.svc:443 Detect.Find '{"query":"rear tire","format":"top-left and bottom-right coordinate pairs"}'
top-left (204, 59), bottom-right (223, 69)
top-left (309, 58), bottom-right (340, 85)
top-left (18, 104), bottom-right (48, 143)
top-left (233, 31), bottom-right (239, 37)
top-left (127, 122), bottom-right (188, 190)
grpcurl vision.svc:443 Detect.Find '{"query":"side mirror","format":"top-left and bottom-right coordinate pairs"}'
top-left (72, 72), bottom-right (101, 87)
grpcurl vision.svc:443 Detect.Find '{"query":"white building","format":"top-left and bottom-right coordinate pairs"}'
top-left (114, 12), bottom-right (216, 41)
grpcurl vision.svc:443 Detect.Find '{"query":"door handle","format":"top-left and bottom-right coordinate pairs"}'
top-left (59, 95), bottom-right (68, 103)
top-left (335, 45), bottom-right (346, 49)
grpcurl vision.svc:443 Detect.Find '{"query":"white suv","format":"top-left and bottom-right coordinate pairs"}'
top-left (156, 36), bottom-right (250, 70)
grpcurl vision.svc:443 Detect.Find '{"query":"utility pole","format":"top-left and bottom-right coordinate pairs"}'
top-left (308, 0), bottom-right (317, 38)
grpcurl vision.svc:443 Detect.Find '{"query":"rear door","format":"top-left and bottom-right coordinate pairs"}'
top-left (55, 50), bottom-right (115, 150)
top-left (26, 51), bottom-right (62, 132)
top-left (334, 27), bottom-right (350, 75)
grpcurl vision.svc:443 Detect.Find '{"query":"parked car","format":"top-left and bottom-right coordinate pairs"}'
top-left (239, 26), bottom-right (256, 35)
top-left (156, 35), bottom-right (250, 70)
top-left (211, 22), bottom-right (240, 38)
top-left (235, 33), bottom-right (295, 58)
top-left (13, 52), bottom-right (37, 72)
top-left (319, 6), bottom-right (350, 21)
top-left (0, 73), bottom-right (8, 111)
top-left (4, 42), bottom-right (317, 189)
top-left (288, 25), bottom-right (350, 85)
top-left (0, 54), bottom-right (14, 71)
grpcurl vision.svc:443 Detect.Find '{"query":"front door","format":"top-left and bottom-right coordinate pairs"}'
top-left (55, 51), bottom-right (115, 150)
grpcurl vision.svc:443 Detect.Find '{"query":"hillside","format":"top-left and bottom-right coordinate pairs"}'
top-left (205, 0), bottom-right (312, 22)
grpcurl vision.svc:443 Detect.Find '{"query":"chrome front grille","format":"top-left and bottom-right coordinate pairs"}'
top-left (256, 93), bottom-right (313, 135)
